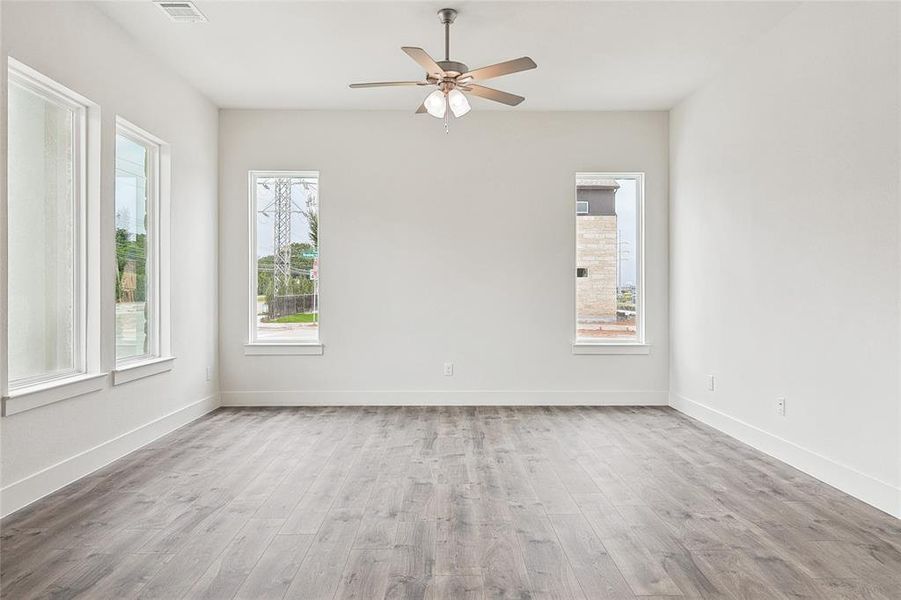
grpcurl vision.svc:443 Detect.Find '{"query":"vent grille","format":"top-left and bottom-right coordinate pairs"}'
top-left (154, 1), bottom-right (207, 23)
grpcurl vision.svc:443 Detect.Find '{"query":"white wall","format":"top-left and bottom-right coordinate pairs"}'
top-left (219, 110), bottom-right (669, 406)
top-left (0, 2), bottom-right (219, 517)
top-left (669, 2), bottom-right (900, 516)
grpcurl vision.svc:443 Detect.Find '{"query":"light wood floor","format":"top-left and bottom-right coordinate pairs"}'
top-left (2, 407), bottom-right (900, 599)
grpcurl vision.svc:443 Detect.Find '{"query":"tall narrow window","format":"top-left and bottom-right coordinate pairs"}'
top-left (7, 64), bottom-right (86, 389)
top-left (115, 122), bottom-right (161, 364)
top-left (575, 173), bottom-right (644, 344)
top-left (249, 171), bottom-right (320, 344)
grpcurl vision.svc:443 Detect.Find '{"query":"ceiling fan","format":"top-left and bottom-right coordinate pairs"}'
top-left (349, 8), bottom-right (537, 128)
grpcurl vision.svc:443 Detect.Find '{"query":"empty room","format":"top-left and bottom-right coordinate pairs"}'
top-left (1, 0), bottom-right (899, 598)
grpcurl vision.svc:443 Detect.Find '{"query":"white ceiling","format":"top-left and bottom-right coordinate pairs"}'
top-left (96, 1), bottom-right (798, 111)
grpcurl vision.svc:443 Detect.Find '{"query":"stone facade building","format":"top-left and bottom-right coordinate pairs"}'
top-left (576, 180), bottom-right (619, 319)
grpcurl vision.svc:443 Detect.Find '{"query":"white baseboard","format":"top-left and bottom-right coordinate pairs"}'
top-left (221, 389), bottom-right (668, 407)
top-left (669, 392), bottom-right (901, 519)
top-left (0, 394), bottom-right (220, 519)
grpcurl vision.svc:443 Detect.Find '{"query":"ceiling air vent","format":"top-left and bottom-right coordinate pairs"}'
top-left (154, 1), bottom-right (207, 23)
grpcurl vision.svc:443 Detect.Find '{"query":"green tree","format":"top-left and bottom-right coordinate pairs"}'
top-left (115, 227), bottom-right (147, 302)
top-left (301, 194), bottom-right (318, 248)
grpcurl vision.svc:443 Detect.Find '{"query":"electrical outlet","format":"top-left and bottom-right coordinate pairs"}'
top-left (707, 375), bottom-right (715, 392)
top-left (776, 397), bottom-right (786, 416)
top-left (206, 366), bottom-right (213, 382)
top-left (443, 362), bottom-right (454, 376)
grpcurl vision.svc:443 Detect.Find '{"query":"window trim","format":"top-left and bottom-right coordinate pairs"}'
top-left (2, 372), bottom-right (108, 417)
top-left (112, 356), bottom-right (175, 386)
top-left (246, 170), bottom-right (322, 348)
top-left (114, 117), bottom-right (170, 370)
top-left (5, 58), bottom-right (101, 398)
top-left (573, 171), bottom-right (646, 348)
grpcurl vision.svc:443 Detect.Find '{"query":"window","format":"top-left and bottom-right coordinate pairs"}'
top-left (115, 120), bottom-right (163, 365)
top-left (575, 172), bottom-right (644, 344)
top-left (7, 62), bottom-right (88, 389)
top-left (249, 171), bottom-right (320, 345)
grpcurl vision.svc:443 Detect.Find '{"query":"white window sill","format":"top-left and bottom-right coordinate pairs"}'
top-left (244, 343), bottom-right (323, 356)
top-left (112, 356), bottom-right (175, 386)
top-left (572, 343), bottom-right (650, 355)
top-left (2, 372), bottom-right (108, 416)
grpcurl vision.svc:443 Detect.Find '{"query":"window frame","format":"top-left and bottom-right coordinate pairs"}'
top-left (246, 170), bottom-right (322, 353)
top-left (113, 118), bottom-right (161, 367)
top-left (573, 171), bottom-right (647, 351)
top-left (3, 58), bottom-right (105, 414)
top-left (6, 61), bottom-right (89, 390)
top-left (112, 117), bottom-right (173, 383)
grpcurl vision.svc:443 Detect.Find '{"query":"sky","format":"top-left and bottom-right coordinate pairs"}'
top-left (614, 178), bottom-right (638, 288)
top-left (114, 134), bottom-right (147, 238)
top-left (256, 178), bottom-right (317, 257)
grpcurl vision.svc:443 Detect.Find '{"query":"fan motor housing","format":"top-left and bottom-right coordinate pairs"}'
top-left (436, 60), bottom-right (468, 76)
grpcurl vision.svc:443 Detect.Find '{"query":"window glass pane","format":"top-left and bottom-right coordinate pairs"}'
top-left (254, 174), bottom-right (319, 342)
top-left (115, 133), bottom-right (151, 361)
top-left (576, 175), bottom-right (639, 341)
top-left (8, 81), bottom-right (78, 384)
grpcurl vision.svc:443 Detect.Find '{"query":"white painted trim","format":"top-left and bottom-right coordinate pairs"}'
top-left (243, 343), bottom-right (323, 356)
top-left (0, 57), bottom-right (7, 403)
top-left (114, 116), bottom-right (171, 368)
top-left (573, 171), bottom-right (646, 345)
top-left (572, 343), bottom-right (650, 355)
top-left (2, 373), bottom-right (108, 416)
top-left (247, 170), bottom-right (321, 346)
top-left (112, 356), bottom-right (175, 385)
top-left (6, 58), bottom-right (100, 391)
top-left (669, 392), bottom-right (901, 519)
top-left (221, 389), bottom-right (667, 407)
top-left (0, 394), bottom-right (219, 518)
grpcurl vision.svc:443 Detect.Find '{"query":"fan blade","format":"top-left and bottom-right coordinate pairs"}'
top-left (349, 81), bottom-right (429, 88)
top-left (415, 103), bottom-right (427, 114)
top-left (401, 47), bottom-right (444, 76)
top-left (459, 57), bottom-right (536, 82)
top-left (464, 84), bottom-right (525, 106)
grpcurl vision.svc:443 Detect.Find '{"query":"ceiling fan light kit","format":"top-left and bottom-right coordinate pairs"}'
top-left (349, 7), bottom-right (537, 131)
top-left (424, 89), bottom-right (447, 118)
top-left (447, 89), bottom-right (471, 117)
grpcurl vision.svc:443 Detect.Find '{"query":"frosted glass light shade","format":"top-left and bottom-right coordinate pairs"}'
top-left (424, 89), bottom-right (446, 118)
top-left (447, 89), bottom-right (471, 117)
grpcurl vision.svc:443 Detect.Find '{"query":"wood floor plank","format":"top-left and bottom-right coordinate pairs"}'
top-left (234, 533), bottom-right (314, 600)
top-left (2, 406), bottom-right (899, 600)
top-left (549, 514), bottom-right (635, 599)
top-left (284, 518), bottom-right (360, 600)
top-left (183, 517), bottom-right (284, 599)
top-left (477, 522), bottom-right (533, 600)
top-left (334, 547), bottom-right (395, 600)
top-left (424, 575), bottom-right (484, 600)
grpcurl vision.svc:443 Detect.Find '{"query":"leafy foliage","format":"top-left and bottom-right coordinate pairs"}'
top-left (116, 227), bottom-right (147, 301)
top-left (257, 242), bottom-right (316, 296)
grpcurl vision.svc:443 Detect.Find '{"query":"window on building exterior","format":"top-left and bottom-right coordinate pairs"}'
top-left (7, 63), bottom-right (87, 389)
top-left (249, 171), bottom-right (320, 344)
top-left (115, 122), bottom-right (161, 364)
top-left (575, 173), bottom-right (643, 343)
